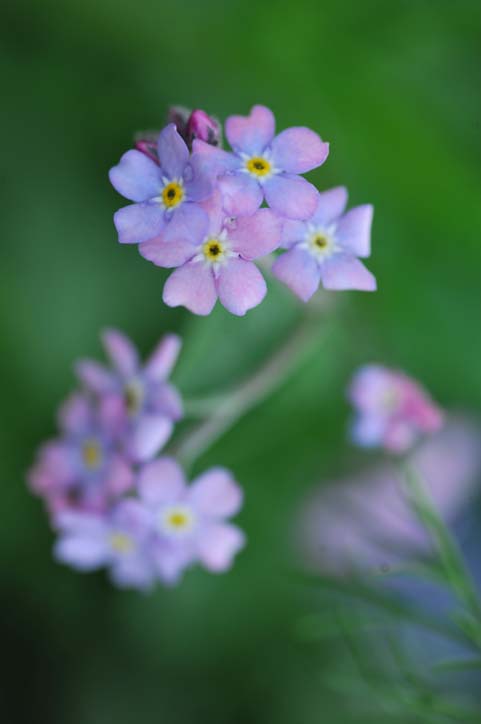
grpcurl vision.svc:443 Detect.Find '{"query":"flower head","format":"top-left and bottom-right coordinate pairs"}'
top-left (28, 393), bottom-right (134, 517)
top-left (272, 186), bottom-right (376, 300)
top-left (53, 458), bottom-right (246, 589)
top-left (110, 124), bottom-right (213, 248)
top-left (194, 104), bottom-right (329, 219)
top-left (54, 500), bottom-right (156, 590)
top-left (137, 457), bottom-right (245, 584)
top-left (141, 190), bottom-right (282, 315)
top-left (348, 364), bottom-right (444, 453)
top-left (76, 329), bottom-right (183, 462)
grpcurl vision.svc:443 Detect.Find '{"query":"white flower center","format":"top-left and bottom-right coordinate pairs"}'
top-left (302, 224), bottom-right (338, 261)
top-left (158, 505), bottom-right (196, 537)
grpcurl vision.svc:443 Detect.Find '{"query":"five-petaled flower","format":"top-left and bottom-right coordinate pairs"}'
top-left (76, 329), bottom-right (183, 462)
top-left (141, 191), bottom-right (282, 316)
top-left (348, 364), bottom-right (444, 453)
top-left (110, 124), bottom-right (213, 248)
top-left (54, 458), bottom-right (246, 589)
top-left (28, 393), bottom-right (134, 518)
top-left (272, 187), bottom-right (376, 301)
top-left (194, 104), bottom-right (329, 219)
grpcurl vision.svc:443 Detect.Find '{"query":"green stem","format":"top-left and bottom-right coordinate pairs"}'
top-left (173, 308), bottom-right (326, 470)
top-left (401, 463), bottom-right (481, 650)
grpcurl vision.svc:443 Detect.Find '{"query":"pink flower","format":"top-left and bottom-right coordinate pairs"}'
top-left (76, 329), bottom-right (182, 462)
top-left (137, 457), bottom-right (246, 585)
top-left (272, 186), bottom-right (375, 300)
top-left (348, 365), bottom-right (444, 453)
top-left (194, 104), bottom-right (329, 219)
top-left (143, 191), bottom-right (282, 316)
top-left (28, 393), bottom-right (134, 518)
top-left (297, 418), bottom-right (481, 576)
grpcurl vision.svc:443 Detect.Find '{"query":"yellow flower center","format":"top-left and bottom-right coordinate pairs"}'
top-left (202, 238), bottom-right (225, 261)
top-left (162, 181), bottom-right (184, 209)
top-left (245, 156), bottom-right (271, 177)
top-left (124, 380), bottom-right (144, 416)
top-left (160, 505), bottom-right (195, 536)
top-left (110, 532), bottom-right (134, 554)
top-left (167, 511), bottom-right (190, 529)
top-left (82, 439), bottom-right (102, 470)
top-left (313, 234), bottom-right (328, 249)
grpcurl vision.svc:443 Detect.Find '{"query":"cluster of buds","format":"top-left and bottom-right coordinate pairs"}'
top-left (28, 330), bottom-right (245, 590)
top-left (110, 104), bottom-right (376, 316)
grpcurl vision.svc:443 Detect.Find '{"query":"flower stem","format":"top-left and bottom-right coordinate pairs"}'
top-left (174, 308), bottom-right (326, 470)
top-left (401, 463), bottom-right (481, 651)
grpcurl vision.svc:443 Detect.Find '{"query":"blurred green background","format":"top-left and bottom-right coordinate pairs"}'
top-left (2, 0), bottom-right (481, 722)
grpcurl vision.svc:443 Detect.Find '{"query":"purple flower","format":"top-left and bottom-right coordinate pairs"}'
top-left (142, 191), bottom-right (281, 316)
top-left (348, 364), bottom-right (444, 453)
top-left (137, 457), bottom-right (245, 585)
top-left (194, 104), bottom-right (329, 219)
top-left (76, 329), bottom-right (183, 462)
top-left (28, 393), bottom-right (134, 517)
top-left (54, 500), bottom-right (156, 590)
top-left (271, 186), bottom-right (376, 301)
top-left (109, 124), bottom-right (212, 248)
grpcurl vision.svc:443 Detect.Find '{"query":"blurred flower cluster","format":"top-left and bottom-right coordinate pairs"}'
top-left (110, 105), bottom-right (376, 315)
top-left (29, 329), bottom-right (245, 590)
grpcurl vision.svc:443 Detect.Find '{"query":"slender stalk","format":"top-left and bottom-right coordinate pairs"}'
top-left (174, 309), bottom-right (326, 469)
top-left (401, 463), bottom-right (481, 650)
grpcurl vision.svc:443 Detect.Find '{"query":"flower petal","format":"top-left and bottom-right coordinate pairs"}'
top-left (113, 203), bottom-right (166, 245)
top-left (189, 468), bottom-right (243, 518)
top-left (153, 543), bottom-right (193, 585)
top-left (109, 149), bottom-right (162, 202)
top-left (163, 262), bottom-right (217, 316)
top-left (144, 334), bottom-right (182, 381)
top-left (54, 534), bottom-right (108, 570)
top-left (149, 382), bottom-right (183, 421)
top-left (281, 219), bottom-right (307, 248)
top-left (184, 153), bottom-right (213, 201)
top-left (157, 123), bottom-right (189, 179)
top-left (139, 238), bottom-right (198, 268)
top-left (58, 393), bottom-right (91, 434)
top-left (217, 259), bottom-right (266, 316)
top-left (129, 414), bottom-right (173, 463)
top-left (196, 523), bottom-right (246, 572)
top-left (311, 186), bottom-right (348, 226)
top-left (229, 208), bottom-right (282, 259)
top-left (320, 253), bottom-right (376, 291)
top-left (101, 328), bottom-right (138, 377)
top-left (225, 105), bottom-right (275, 155)
top-left (105, 456), bottom-right (134, 497)
top-left (138, 456), bottom-right (186, 504)
top-left (75, 360), bottom-right (116, 394)
top-left (335, 205), bottom-right (373, 258)
top-left (271, 127), bottom-right (329, 174)
top-left (111, 499), bottom-right (152, 535)
top-left (192, 139), bottom-right (240, 174)
top-left (110, 555), bottom-right (155, 591)
top-left (264, 174), bottom-right (319, 220)
top-left (218, 173), bottom-right (263, 216)
top-left (272, 247), bottom-right (321, 301)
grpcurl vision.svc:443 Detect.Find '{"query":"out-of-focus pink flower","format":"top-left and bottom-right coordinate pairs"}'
top-left (348, 364), bottom-right (444, 453)
top-left (28, 393), bottom-right (134, 518)
top-left (76, 329), bottom-right (183, 462)
top-left (296, 418), bottom-right (481, 576)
